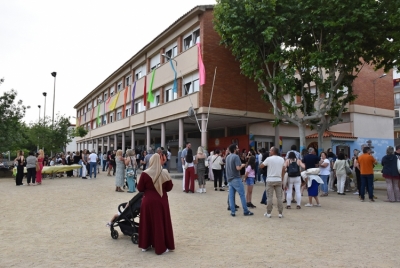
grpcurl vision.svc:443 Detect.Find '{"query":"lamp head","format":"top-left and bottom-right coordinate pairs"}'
top-left (38, 105), bottom-right (41, 108)
top-left (43, 92), bottom-right (47, 97)
top-left (51, 72), bottom-right (57, 77)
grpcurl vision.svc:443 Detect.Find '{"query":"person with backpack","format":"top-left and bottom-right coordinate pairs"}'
top-left (284, 152), bottom-right (305, 209)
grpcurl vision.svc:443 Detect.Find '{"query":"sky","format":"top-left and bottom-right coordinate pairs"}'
top-left (0, 0), bottom-right (215, 125)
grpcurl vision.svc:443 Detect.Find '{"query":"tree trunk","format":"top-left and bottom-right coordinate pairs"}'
top-left (298, 124), bottom-right (307, 152)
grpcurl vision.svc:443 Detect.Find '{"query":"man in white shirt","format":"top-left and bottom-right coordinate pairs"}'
top-left (260, 147), bottom-right (285, 218)
top-left (88, 150), bottom-right (98, 179)
top-left (167, 149), bottom-right (171, 172)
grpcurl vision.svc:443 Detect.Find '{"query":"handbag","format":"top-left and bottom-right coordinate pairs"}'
top-left (184, 162), bottom-right (188, 170)
top-left (345, 165), bottom-right (352, 176)
top-left (205, 159), bottom-right (209, 167)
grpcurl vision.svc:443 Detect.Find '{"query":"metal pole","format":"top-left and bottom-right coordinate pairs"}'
top-left (52, 75), bottom-right (56, 125)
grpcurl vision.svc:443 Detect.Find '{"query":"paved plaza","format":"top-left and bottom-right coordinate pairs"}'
top-left (0, 171), bottom-right (399, 267)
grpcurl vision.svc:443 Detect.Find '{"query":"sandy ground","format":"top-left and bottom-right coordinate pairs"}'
top-left (0, 171), bottom-right (399, 268)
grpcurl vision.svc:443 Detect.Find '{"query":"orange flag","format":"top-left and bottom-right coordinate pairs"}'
top-left (122, 86), bottom-right (129, 118)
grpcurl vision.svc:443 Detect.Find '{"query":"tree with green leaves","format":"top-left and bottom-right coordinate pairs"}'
top-left (0, 89), bottom-right (27, 153)
top-left (26, 116), bottom-right (88, 154)
top-left (214, 0), bottom-right (400, 150)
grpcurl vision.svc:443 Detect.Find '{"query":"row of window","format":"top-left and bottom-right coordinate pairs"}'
top-left (78, 27), bottom-right (200, 117)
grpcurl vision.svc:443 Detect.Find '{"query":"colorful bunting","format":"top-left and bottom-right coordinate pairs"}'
top-left (143, 75), bottom-right (147, 104)
top-left (147, 69), bottom-right (156, 103)
top-left (197, 43), bottom-right (206, 86)
top-left (169, 60), bottom-right (178, 93)
top-left (122, 86), bottom-right (129, 118)
top-left (109, 91), bottom-right (121, 111)
top-left (97, 104), bottom-right (101, 125)
top-left (130, 81), bottom-right (136, 114)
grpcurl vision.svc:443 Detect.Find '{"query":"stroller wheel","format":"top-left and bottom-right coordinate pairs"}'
top-left (131, 233), bottom-right (139, 244)
top-left (111, 229), bottom-right (119, 239)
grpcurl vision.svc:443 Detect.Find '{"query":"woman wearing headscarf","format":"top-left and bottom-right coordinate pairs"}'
top-left (137, 154), bottom-right (174, 255)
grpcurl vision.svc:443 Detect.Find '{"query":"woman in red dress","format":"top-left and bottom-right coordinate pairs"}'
top-left (137, 154), bottom-right (175, 255)
top-left (36, 149), bottom-right (44, 185)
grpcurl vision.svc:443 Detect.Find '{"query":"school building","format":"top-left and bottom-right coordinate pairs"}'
top-left (74, 5), bottom-right (394, 168)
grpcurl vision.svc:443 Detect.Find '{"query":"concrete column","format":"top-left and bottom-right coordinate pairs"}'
top-left (224, 127), bottom-right (228, 137)
top-left (101, 137), bottom-right (104, 154)
top-left (146, 126), bottom-right (151, 150)
top-left (121, 132), bottom-right (125, 153)
top-left (95, 139), bottom-right (98, 153)
top-left (201, 114), bottom-right (207, 149)
top-left (114, 134), bottom-right (118, 150)
top-left (161, 123), bottom-right (166, 148)
top-left (179, 118), bottom-right (184, 150)
top-left (131, 130), bottom-right (135, 150)
top-left (107, 136), bottom-right (110, 152)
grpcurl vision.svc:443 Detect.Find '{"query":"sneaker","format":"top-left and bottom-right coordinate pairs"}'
top-left (353, 191), bottom-right (359, 195)
top-left (370, 199), bottom-right (375, 202)
top-left (315, 204), bottom-right (321, 207)
top-left (361, 199), bottom-right (365, 202)
top-left (219, 188), bottom-right (225, 191)
top-left (231, 213), bottom-right (235, 217)
top-left (203, 188), bottom-right (206, 193)
top-left (373, 195), bottom-right (378, 199)
top-left (106, 222), bottom-right (111, 228)
top-left (264, 213), bottom-right (271, 218)
top-left (278, 214), bottom-right (283, 218)
top-left (244, 211), bottom-right (254, 216)
top-left (305, 203), bottom-right (313, 207)
top-left (196, 189), bottom-right (202, 193)
top-left (215, 188), bottom-right (217, 191)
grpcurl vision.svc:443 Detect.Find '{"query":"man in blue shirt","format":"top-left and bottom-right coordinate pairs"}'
top-left (226, 144), bottom-right (254, 217)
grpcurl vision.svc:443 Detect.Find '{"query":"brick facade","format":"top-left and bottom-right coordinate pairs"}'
top-left (200, 10), bottom-right (272, 113)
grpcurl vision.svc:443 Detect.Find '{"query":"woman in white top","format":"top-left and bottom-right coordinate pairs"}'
top-left (318, 152), bottom-right (331, 196)
top-left (333, 152), bottom-right (349, 195)
top-left (284, 152), bottom-right (305, 209)
top-left (211, 149), bottom-right (224, 191)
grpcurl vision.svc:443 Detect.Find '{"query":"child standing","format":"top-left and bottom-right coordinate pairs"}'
top-left (244, 156), bottom-right (256, 208)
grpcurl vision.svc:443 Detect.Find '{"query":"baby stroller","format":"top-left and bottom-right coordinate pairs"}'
top-left (109, 192), bottom-right (143, 244)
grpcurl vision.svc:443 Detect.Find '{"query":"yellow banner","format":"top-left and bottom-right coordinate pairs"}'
top-left (108, 91), bottom-right (121, 111)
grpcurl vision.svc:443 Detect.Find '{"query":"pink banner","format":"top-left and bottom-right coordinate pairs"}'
top-left (197, 43), bottom-right (206, 86)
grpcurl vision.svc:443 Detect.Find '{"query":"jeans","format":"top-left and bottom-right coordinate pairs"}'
top-left (102, 160), bottom-right (107, 171)
top-left (78, 160), bottom-right (82, 177)
top-left (360, 174), bottom-right (374, 200)
top-left (89, 162), bottom-right (97, 178)
top-left (319, 175), bottom-right (329, 193)
top-left (228, 178), bottom-right (250, 214)
top-left (222, 168), bottom-right (227, 185)
top-left (266, 181), bottom-right (283, 214)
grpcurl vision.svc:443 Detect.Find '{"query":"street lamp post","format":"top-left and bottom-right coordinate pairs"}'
top-left (38, 105), bottom-right (41, 122)
top-left (373, 73), bottom-right (387, 114)
top-left (51, 72), bottom-right (57, 126)
top-left (42, 92), bottom-right (47, 123)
